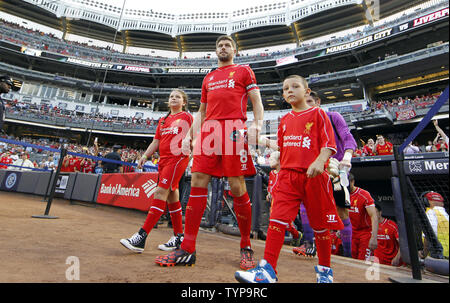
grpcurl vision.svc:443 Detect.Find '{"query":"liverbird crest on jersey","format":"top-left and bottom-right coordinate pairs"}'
top-left (304, 122), bottom-right (314, 135)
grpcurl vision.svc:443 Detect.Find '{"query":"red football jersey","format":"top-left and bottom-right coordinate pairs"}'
top-left (155, 111), bottom-right (193, 163)
top-left (374, 218), bottom-right (400, 265)
top-left (0, 156), bottom-right (13, 169)
top-left (353, 149), bottom-right (363, 157)
top-left (201, 64), bottom-right (258, 121)
top-left (268, 170), bottom-right (279, 195)
top-left (331, 230), bottom-right (342, 255)
top-left (349, 187), bottom-right (375, 231)
top-left (68, 158), bottom-right (82, 172)
top-left (82, 159), bottom-right (94, 173)
top-left (60, 158), bottom-right (71, 172)
top-left (376, 142), bottom-right (393, 155)
top-left (277, 107), bottom-right (337, 171)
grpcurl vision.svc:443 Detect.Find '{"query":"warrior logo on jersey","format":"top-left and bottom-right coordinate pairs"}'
top-left (304, 122), bottom-right (314, 135)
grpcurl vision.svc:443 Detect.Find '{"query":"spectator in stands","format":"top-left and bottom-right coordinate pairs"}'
top-left (102, 145), bottom-right (123, 173)
top-left (151, 153), bottom-right (159, 165)
top-left (68, 155), bottom-right (82, 172)
top-left (10, 152), bottom-right (34, 170)
top-left (362, 138), bottom-right (376, 156)
top-left (422, 191), bottom-right (449, 259)
top-left (434, 137), bottom-right (448, 152)
top-left (375, 135), bottom-right (393, 155)
top-left (143, 157), bottom-right (158, 172)
top-left (425, 140), bottom-right (434, 152)
top-left (403, 141), bottom-right (420, 154)
top-left (122, 158), bottom-right (135, 173)
top-left (353, 146), bottom-right (363, 157)
top-left (40, 154), bottom-right (55, 171)
top-left (433, 119), bottom-right (449, 146)
top-left (60, 155), bottom-right (71, 173)
top-left (0, 150), bottom-right (13, 169)
top-left (373, 203), bottom-right (402, 266)
top-left (80, 156), bottom-right (95, 174)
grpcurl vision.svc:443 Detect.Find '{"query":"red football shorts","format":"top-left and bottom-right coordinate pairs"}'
top-left (271, 169), bottom-right (344, 231)
top-left (352, 229), bottom-right (372, 260)
top-left (157, 156), bottom-right (190, 191)
top-left (192, 119), bottom-right (256, 178)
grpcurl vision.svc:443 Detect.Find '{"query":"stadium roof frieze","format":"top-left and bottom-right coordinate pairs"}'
top-left (22, 0), bottom-right (361, 36)
top-left (1, 4), bottom-right (447, 76)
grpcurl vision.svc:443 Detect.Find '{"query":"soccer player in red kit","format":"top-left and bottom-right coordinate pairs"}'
top-left (120, 89), bottom-right (193, 253)
top-left (156, 36), bottom-right (264, 269)
top-left (330, 230), bottom-right (343, 256)
top-left (373, 204), bottom-right (402, 266)
top-left (348, 173), bottom-right (378, 260)
top-left (235, 75), bottom-right (343, 283)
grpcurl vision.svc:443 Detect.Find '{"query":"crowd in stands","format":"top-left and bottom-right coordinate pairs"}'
top-left (0, 1), bottom-right (445, 68)
top-left (4, 98), bottom-right (159, 130)
top-left (2, 90), bottom-right (447, 170)
top-left (0, 134), bottom-right (161, 173)
top-left (353, 119), bottom-right (449, 157)
top-left (369, 94), bottom-right (441, 113)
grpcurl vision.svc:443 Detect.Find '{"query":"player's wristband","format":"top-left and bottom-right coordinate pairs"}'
top-left (342, 151), bottom-right (353, 163)
top-left (142, 154), bottom-right (148, 160)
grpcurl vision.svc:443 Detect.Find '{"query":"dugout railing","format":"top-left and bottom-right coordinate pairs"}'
top-left (389, 86), bottom-right (449, 282)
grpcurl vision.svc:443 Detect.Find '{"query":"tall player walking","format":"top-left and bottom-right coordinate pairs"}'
top-left (155, 36), bottom-right (264, 269)
top-left (120, 89), bottom-right (193, 253)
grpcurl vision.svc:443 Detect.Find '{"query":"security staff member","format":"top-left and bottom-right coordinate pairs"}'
top-left (102, 145), bottom-right (123, 173)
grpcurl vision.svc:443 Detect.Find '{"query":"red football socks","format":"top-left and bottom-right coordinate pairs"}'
top-left (233, 192), bottom-right (252, 249)
top-left (314, 229), bottom-right (332, 268)
top-left (142, 198), bottom-right (166, 234)
top-left (180, 187), bottom-right (208, 254)
top-left (263, 220), bottom-right (287, 271)
top-left (168, 201), bottom-right (183, 235)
